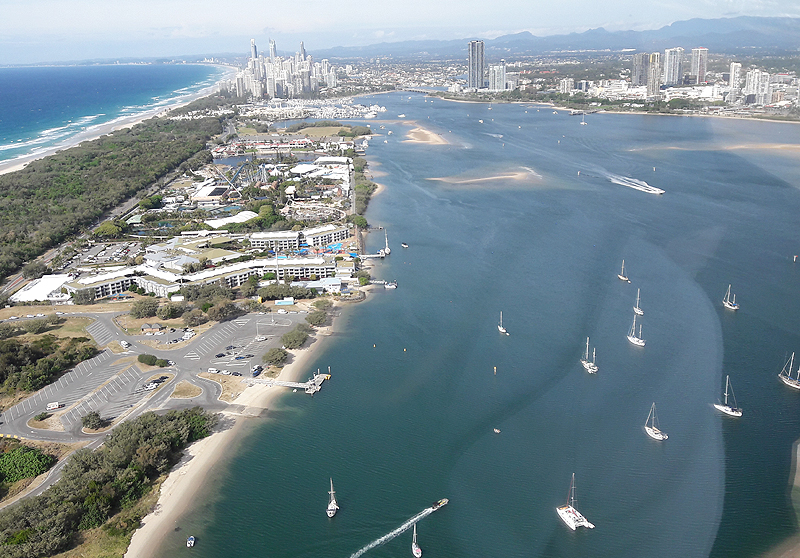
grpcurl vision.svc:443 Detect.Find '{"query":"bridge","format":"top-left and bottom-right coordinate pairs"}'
top-left (242, 369), bottom-right (331, 394)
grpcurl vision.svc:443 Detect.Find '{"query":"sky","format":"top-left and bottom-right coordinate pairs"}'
top-left (2, 0), bottom-right (800, 65)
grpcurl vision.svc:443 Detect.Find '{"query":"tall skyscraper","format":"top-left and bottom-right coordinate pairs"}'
top-left (647, 52), bottom-right (661, 99)
top-left (269, 39), bottom-right (277, 62)
top-left (744, 68), bottom-right (771, 105)
top-left (663, 47), bottom-right (684, 86)
top-left (691, 47), bottom-right (708, 84)
top-left (300, 41), bottom-right (307, 61)
top-left (468, 40), bottom-right (485, 89)
top-left (250, 39), bottom-right (258, 60)
top-left (728, 62), bottom-right (742, 103)
top-left (632, 53), bottom-right (649, 86)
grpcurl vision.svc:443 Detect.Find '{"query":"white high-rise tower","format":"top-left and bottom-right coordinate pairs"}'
top-left (663, 47), bottom-right (684, 86)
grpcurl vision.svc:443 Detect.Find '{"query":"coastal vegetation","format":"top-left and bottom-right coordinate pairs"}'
top-left (0, 334), bottom-right (97, 393)
top-left (0, 407), bottom-right (217, 558)
top-left (0, 116), bottom-right (222, 282)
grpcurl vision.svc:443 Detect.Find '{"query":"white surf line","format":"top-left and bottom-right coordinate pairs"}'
top-left (348, 506), bottom-right (435, 558)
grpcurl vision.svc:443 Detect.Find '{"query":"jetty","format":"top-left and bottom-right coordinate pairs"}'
top-left (243, 369), bottom-right (331, 394)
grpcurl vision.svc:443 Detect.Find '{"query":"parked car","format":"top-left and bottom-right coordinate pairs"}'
top-left (207, 368), bottom-right (219, 374)
top-left (215, 353), bottom-right (225, 358)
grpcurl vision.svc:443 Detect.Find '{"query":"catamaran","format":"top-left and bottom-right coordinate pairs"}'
top-left (556, 473), bottom-right (595, 530)
top-left (714, 375), bottom-right (742, 417)
top-left (644, 402), bottom-right (668, 441)
top-left (633, 288), bottom-right (644, 316)
top-left (327, 478), bottom-right (339, 518)
top-left (778, 352), bottom-right (800, 390)
top-left (411, 523), bottom-right (422, 557)
top-left (723, 284), bottom-right (739, 311)
top-left (627, 314), bottom-right (645, 347)
top-left (580, 337), bottom-right (598, 373)
top-left (498, 311), bottom-right (509, 335)
top-left (618, 260), bottom-right (630, 282)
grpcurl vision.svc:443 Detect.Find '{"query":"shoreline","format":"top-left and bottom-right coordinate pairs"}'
top-left (760, 436), bottom-right (800, 558)
top-left (125, 306), bottom-right (346, 558)
top-left (0, 63), bottom-right (237, 177)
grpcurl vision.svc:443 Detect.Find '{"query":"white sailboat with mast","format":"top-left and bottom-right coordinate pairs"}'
top-left (383, 229), bottom-right (391, 255)
top-left (627, 314), bottom-right (645, 347)
top-left (644, 402), bottom-right (668, 440)
top-left (714, 375), bottom-right (742, 417)
top-left (633, 288), bottom-right (643, 316)
top-left (580, 337), bottom-right (598, 373)
top-left (618, 260), bottom-right (630, 282)
top-left (722, 284), bottom-right (739, 310)
top-left (778, 352), bottom-right (800, 390)
top-left (556, 473), bottom-right (595, 530)
top-left (411, 523), bottom-right (422, 557)
top-left (498, 311), bottom-right (509, 335)
top-left (326, 478), bottom-right (339, 517)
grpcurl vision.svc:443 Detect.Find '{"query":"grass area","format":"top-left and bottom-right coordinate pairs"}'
top-left (237, 126), bottom-right (258, 135)
top-left (170, 380), bottom-right (203, 399)
top-left (115, 313), bottom-right (184, 335)
top-left (290, 126), bottom-right (346, 138)
top-left (50, 476), bottom-right (165, 558)
top-left (45, 316), bottom-right (94, 338)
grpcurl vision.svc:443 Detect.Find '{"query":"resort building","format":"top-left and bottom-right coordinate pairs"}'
top-left (301, 224), bottom-right (350, 247)
top-left (250, 230), bottom-right (302, 251)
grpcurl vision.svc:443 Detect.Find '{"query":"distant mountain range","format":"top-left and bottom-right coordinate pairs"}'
top-left (312, 17), bottom-right (800, 60)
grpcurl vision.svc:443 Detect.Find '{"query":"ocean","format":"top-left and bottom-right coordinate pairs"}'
top-left (148, 93), bottom-right (800, 557)
top-left (0, 64), bottom-right (228, 165)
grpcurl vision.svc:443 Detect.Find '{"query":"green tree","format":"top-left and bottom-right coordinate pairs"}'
top-left (22, 319), bottom-right (49, 334)
top-left (183, 308), bottom-right (208, 327)
top-left (81, 411), bottom-right (104, 430)
top-left (130, 298), bottom-right (159, 319)
top-left (359, 276), bottom-right (369, 286)
top-left (312, 299), bottom-right (333, 312)
top-left (93, 220), bottom-right (127, 238)
top-left (305, 311), bottom-right (327, 326)
top-left (22, 262), bottom-right (49, 279)
top-left (281, 328), bottom-right (309, 349)
top-left (137, 354), bottom-right (158, 366)
top-left (263, 347), bottom-right (288, 366)
top-left (207, 302), bottom-right (241, 322)
top-left (73, 289), bottom-right (96, 305)
top-left (156, 302), bottom-right (185, 320)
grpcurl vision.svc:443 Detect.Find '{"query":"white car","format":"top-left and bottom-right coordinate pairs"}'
top-left (221, 369), bottom-right (231, 375)
top-left (143, 383), bottom-right (158, 391)
top-left (277, 309), bottom-right (288, 314)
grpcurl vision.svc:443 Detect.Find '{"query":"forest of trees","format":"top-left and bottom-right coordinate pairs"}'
top-left (0, 408), bottom-right (217, 557)
top-left (0, 335), bottom-right (98, 393)
top-left (0, 116), bottom-right (222, 281)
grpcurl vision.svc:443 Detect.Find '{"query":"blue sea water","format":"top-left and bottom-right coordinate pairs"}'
top-left (0, 64), bottom-right (228, 164)
top-left (151, 94), bottom-right (800, 557)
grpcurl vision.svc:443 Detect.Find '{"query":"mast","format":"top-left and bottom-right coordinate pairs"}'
top-left (592, 348), bottom-right (596, 365)
top-left (724, 376), bottom-right (730, 406)
top-left (585, 337), bottom-right (590, 360)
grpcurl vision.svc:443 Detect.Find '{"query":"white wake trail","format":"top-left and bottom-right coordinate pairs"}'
top-left (348, 506), bottom-right (434, 558)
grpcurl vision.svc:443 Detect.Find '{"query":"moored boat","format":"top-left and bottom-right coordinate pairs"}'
top-left (556, 473), bottom-right (595, 530)
top-left (778, 352), bottom-right (800, 390)
top-left (618, 260), bottom-right (630, 282)
top-left (627, 314), bottom-right (645, 347)
top-left (327, 478), bottom-right (339, 518)
top-left (580, 337), bottom-right (598, 373)
top-left (186, 536), bottom-right (196, 548)
top-left (723, 284), bottom-right (739, 311)
top-left (498, 311), bottom-right (509, 335)
top-left (714, 375), bottom-right (742, 417)
top-left (644, 402), bottom-right (668, 441)
top-left (633, 288), bottom-right (643, 316)
top-left (431, 498), bottom-right (448, 510)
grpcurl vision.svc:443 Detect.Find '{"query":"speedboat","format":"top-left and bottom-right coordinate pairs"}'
top-left (186, 536), bottom-right (196, 548)
top-left (431, 498), bottom-right (449, 510)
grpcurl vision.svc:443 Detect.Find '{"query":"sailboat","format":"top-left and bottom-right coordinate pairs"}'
top-left (326, 478), bottom-right (339, 517)
top-left (722, 284), bottom-right (739, 311)
top-left (644, 402), bottom-right (668, 440)
top-left (778, 352), bottom-right (800, 390)
top-left (714, 375), bottom-right (742, 417)
top-left (411, 523), bottom-right (422, 557)
top-left (618, 260), bottom-right (630, 282)
top-left (633, 288), bottom-right (644, 316)
top-left (626, 314), bottom-right (645, 347)
top-left (580, 113), bottom-right (587, 125)
top-left (384, 229), bottom-right (391, 255)
top-left (556, 473), bottom-right (595, 530)
top-left (498, 311), bottom-right (509, 335)
top-left (580, 337), bottom-right (598, 373)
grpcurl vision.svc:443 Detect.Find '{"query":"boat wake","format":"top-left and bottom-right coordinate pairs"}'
top-left (605, 173), bottom-right (664, 195)
top-left (348, 506), bottom-right (435, 558)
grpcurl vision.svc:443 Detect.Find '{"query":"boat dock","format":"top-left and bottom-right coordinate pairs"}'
top-left (243, 369), bottom-right (331, 394)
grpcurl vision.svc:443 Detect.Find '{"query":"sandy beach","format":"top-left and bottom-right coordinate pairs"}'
top-left (402, 126), bottom-right (449, 145)
top-left (0, 64), bottom-right (236, 177)
top-left (124, 312), bottom-right (341, 558)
